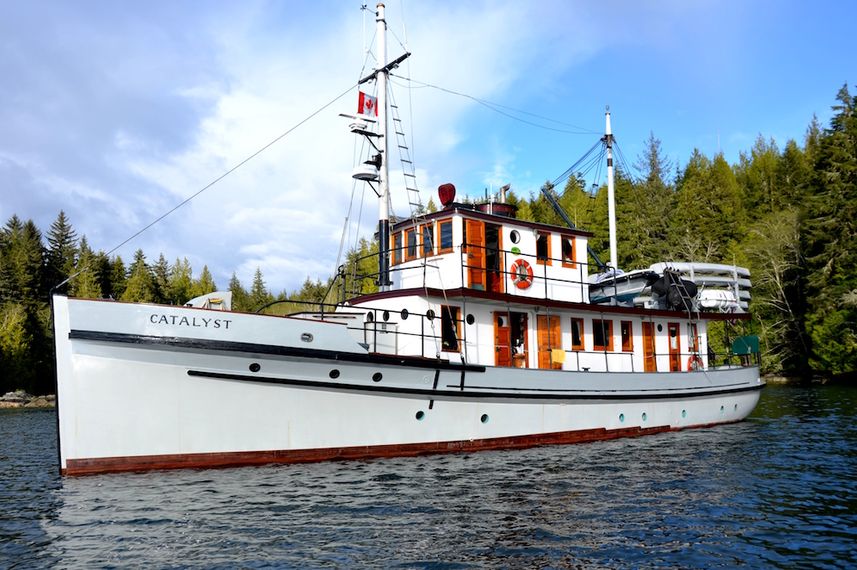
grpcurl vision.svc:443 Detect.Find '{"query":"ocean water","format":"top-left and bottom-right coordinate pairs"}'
top-left (1, 384), bottom-right (855, 569)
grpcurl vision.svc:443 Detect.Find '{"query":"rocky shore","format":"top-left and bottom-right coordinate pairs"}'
top-left (0, 390), bottom-right (56, 409)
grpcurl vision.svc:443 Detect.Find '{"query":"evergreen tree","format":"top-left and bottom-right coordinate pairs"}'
top-left (121, 249), bottom-right (155, 302)
top-left (167, 258), bottom-right (194, 305)
top-left (228, 272), bottom-right (249, 312)
top-left (671, 151), bottom-right (745, 261)
top-left (109, 256), bottom-right (127, 299)
top-left (248, 267), bottom-right (273, 311)
top-left (190, 265), bottom-right (217, 299)
top-left (44, 211), bottom-right (78, 294)
top-left (70, 236), bottom-right (103, 299)
top-left (152, 254), bottom-right (170, 304)
top-left (801, 84), bottom-right (857, 375)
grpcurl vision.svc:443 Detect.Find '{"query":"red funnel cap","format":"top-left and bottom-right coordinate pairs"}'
top-left (438, 183), bottom-right (456, 206)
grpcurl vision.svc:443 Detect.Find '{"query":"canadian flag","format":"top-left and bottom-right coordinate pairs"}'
top-left (358, 91), bottom-right (378, 116)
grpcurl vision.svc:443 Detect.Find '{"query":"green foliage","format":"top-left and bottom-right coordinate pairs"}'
top-left (121, 249), bottom-right (156, 302)
top-left (190, 265), bottom-right (217, 299)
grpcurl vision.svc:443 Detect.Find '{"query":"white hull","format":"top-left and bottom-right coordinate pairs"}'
top-left (53, 296), bottom-right (763, 475)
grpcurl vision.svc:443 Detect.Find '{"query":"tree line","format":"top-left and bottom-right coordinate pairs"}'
top-left (1, 85), bottom-right (854, 393)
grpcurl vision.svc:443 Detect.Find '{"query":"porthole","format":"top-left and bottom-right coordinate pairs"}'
top-left (619, 413), bottom-right (625, 423)
top-left (366, 312), bottom-right (374, 322)
top-left (426, 309), bottom-right (435, 321)
top-left (415, 410), bottom-right (425, 421)
top-left (401, 309), bottom-right (409, 320)
top-left (720, 405), bottom-right (725, 414)
top-left (480, 414), bottom-right (489, 424)
top-left (329, 369), bottom-right (340, 379)
top-left (497, 316), bottom-right (505, 327)
top-left (383, 310), bottom-right (390, 322)
top-left (372, 372), bottom-right (383, 383)
top-left (681, 409), bottom-right (687, 418)
top-left (733, 404), bottom-right (738, 411)
top-left (657, 324), bottom-right (663, 332)
top-left (466, 314), bottom-right (475, 325)
top-left (510, 230), bottom-right (520, 244)
top-left (642, 412), bottom-right (647, 422)
top-left (249, 363), bottom-right (261, 373)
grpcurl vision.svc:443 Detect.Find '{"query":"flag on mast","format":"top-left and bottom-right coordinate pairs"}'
top-left (358, 91), bottom-right (378, 116)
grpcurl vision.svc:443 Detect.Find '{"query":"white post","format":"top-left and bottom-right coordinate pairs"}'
top-left (605, 108), bottom-right (618, 272)
top-left (376, 3), bottom-right (391, 289)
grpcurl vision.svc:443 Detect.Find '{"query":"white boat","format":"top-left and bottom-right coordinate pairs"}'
top-left (590, 261), bottom-right (752, 313)
top-left (51, 3), bottom-right (763, 476)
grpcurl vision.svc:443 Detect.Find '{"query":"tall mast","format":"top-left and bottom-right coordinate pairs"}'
top-left (376, 2), bottom-right (392, 289)
top-left (604, 107), bottom-right (618, 272)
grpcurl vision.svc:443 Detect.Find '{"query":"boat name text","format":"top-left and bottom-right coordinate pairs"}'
top-left (149, 314), bottom-right (232, 329)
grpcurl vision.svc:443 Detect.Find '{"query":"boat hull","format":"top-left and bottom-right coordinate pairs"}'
top-left (53, 296), bottom-right (763, 475)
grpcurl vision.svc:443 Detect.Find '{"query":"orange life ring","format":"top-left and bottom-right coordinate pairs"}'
top-left (510, 259), bottom-right (534, 289)
top-left (687, 354), bottom-right (704, 371)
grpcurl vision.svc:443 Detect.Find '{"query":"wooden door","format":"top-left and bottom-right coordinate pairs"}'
top-left (537, 315), bottom-right (562, 370)
top-left (642, 321), bottom-right (656, 372)
top-left (494, 312), bottom-right (511, 367)
top-left (465, 219), bottom-right (486, 290)
top-left (668, 322), bottom-right (681, 371)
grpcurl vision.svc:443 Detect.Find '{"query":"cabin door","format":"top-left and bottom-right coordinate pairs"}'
top-left (465, 219), bottom-right (486, 290)
top-left (668, 322), bottom-right (681, 371)
top-left (493, 312), bottom-right (511, 367)
top-left (642, 321), bottom-right (657, 372)
top-left (537, 315), bottom-right (562, 370)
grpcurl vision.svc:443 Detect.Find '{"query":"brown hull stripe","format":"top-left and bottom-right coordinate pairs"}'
top-left (63, 420), bottom-right (740, 476)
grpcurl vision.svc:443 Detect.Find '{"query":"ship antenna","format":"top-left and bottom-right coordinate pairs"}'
top-left (604, 106), bottom-right (618, 272)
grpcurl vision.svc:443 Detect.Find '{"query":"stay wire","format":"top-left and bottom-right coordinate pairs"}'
top-left (390, 75), bottom-right (599, 135)
top-left (56, 83), bottom-right (357, 293)
top-left (102, 83), bottom-right (357, 262)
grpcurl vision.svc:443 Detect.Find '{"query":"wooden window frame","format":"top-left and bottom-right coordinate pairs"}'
top-left (570, 317), bottom-right (585, 351)
top-left (561, 235), bottom-right (576, 268)
top-left (391, 231), bottom-right (402, 266)
top-left (404, 227), bottom-right (418, 261)
top-left (437, 218), bottom-right (454, 254)
top-left (593, 319), bottom-right (614, 352)
top-left (421, 223), bottom-right (435, 258)
top-left (440, 305), bottom-right (461, 352)
top-left (620, 320), bottom-right (634, 352)
top-left (536, 231), bottom-right (552, 266)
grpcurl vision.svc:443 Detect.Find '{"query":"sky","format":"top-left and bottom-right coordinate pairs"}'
top-left (1, 0), bottom-right (855, 294)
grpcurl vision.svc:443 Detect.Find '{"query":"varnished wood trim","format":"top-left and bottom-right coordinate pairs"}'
top-left (62, 420), bottom-right (743, 476)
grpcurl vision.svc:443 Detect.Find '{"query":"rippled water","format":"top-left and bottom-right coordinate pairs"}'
top-left (2, 384), bottom-right (855, 568)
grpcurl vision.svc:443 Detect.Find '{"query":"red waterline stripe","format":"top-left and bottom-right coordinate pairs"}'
top-left (62, 420), bottom-right (740, 476)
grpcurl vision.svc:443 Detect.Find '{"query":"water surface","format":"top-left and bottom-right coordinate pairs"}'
top-left (1, 384), bottom-right (855, 568)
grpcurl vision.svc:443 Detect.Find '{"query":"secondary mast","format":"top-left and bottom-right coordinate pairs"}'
top-left (604, 108), bottom-right (618, 272)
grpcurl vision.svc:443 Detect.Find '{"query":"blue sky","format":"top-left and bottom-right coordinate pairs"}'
top-left (1, 1), bottom-right (854, 293)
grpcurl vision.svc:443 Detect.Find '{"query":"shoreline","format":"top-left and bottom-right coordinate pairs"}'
top-left (0, 391), bottom-right (56, 409)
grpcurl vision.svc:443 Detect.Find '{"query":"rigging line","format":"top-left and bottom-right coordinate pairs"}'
top-left (390, 74), bottom-right (600, 135)
top-left (551, 139), bottom-right (603, 187)
top-left (101, 83), bottom-right (357, 261)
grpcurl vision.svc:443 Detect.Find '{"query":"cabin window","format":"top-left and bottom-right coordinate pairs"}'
top-left (561, 235), bottom-right (576, 268)
top-left (405, 228), bottom-right (418, 261)
top-left (536, 232), bottom-right (551, 265)
top-left (571, 318), bottom-right (584, 351)
top-left (391, 232), bottom-right (402, 265)
top-left (441, 305), bottom-right (461, 352)
top-left (593, 319), bottom-right (614, 351)
top-left (438, 219), bottom-right (453, 253)
top-left (621, 320), bottom-right (633, 352)
top-left (422, 224), bottom-right (435, 257)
